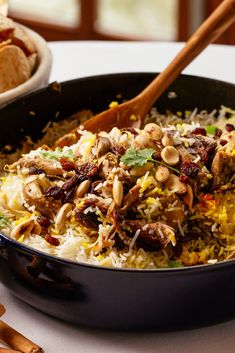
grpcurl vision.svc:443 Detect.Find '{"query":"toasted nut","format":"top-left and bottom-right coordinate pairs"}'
top-left (113, 178), bottom-right (123, 207)
top-left (183, 184), bottom-right (194, 211)
top-left (161, 146), bottom-right (179, 166)
top-left (11, 219), bottom-right (35, 240)
top-left (155, 165), bottom-right (170, 182)
top-left (130, 162), bottom-right (154, 177)
top-left (55, 203), bottom-right (72, 231)
top-left (32, 221), bottom-right (42, 235)
top-left (162, 133), bottom-right (174, 147)
top-left (144, 123), bottom-right (163, 141)
top-left (134, 134), bottom-right (149, 148)
top-left (165, 174), bottom-right (187, 194)
top-left (75, 180), bottom-right (91, 198)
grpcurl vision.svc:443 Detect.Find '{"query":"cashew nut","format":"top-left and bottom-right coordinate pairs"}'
top-left (55, 203), bottom-right (72, 231)
top-left (112, 177), bottom-right (123, 207)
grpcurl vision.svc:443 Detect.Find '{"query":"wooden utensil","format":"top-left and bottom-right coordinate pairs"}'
top-left (82, 0), bottom-right (235, 132)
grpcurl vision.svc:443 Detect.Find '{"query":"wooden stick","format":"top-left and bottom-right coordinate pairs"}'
top-left (0, 306), bottom-right (5, 318)
top-left (0, 348), bottom-right (21, 353)
top-left (0, 321), bottom-right (43, 353)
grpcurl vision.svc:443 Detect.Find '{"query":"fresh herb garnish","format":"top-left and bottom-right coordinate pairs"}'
top-left (39, 147), bottom-right (74, 161)
top-left (0, 214), bottom-right (9, 229)
top-left (120, 147), bottom-right (155, 167)
top-left (206, 125), bottom-right (217, 135)
top-left (120, 147), bottom-right (179, 174)
top-left (168, 260), bottom-right (183, 268)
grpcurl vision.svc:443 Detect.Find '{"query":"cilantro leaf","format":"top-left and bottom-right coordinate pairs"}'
top-left (168, 260), bottom-right (183, 268)
top-left (39, 148), bottom-right (74, 161)
top-left (206, 125), bottom-right (217, 135)
top-left (0, 214), bottom-right (9, 229)
top-left (120, 147), bottom-right (155, 167)
top-left (121, 147), bottom-right (179, 173)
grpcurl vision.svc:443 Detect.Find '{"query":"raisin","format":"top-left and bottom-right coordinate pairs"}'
top-left (45, 234), bottom-right (60, 246)
top-left (37, 216), bottom-right (51, 227)
top-left (215, 128), bottom-right (222, 137)
top-left (75, 209), bottom-right (99, 230)
top-left (220, 139), bottom-right (228, 146)
top-left (225, 123), bottom-right (235, 132)
top-left (60, 158), bottom-right (75, 171)
top-left (179, 175), bottom-right (189, 183)
top-left (191, 127), bottom-right (206, 136)
top-left (45, 186), bottom-right (64, 200)
top-left (76, 163), bottom-right (98, 178)
top-left (62, 175), bottom-right (80, 191)
top-left (180, 162), bottom-right (200, 178)
top-left (121, 128), bottom-right (138, 136)
top-left (62, 188), bottom-right (75, 203)
top-left (28, 167), bottom-right (44, 175)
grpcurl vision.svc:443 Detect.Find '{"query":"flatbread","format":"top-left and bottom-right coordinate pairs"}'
top-left (0, 44), bottom-right (31, 93)
top-left (10, 25), bottom-right (36, 55)
top-left (0, 38), bottom-right (11, 49)
top-left (27, 52), bottom-right (38, 74)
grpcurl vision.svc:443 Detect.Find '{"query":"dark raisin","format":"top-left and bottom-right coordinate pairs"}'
top-left (75, 209), bottom-right (99, 230)
top-left (121, 128), bottom-right (138, 136)
top-left (220, 139), bottom-right (228, 146)
top-left (62, 175), bottom-right (81, 191)
top-left (37, 216), bottom-right (51, 227)
top-left (60, 158), bottom-right (75, 171)
top-left (180, 162), bottom-right (200, 178)
top-left (45, 234), bottom-right (60, 246)
top-left (28, 167), bottom-right (44, 175)
top-left (76, 163), bottom-right (98, 178)
top-left (191, 127), bottom-right (206, 136)
top-left (62, 188), bottom-right (75, 203)
top-left (179, 175), bottom-right (189, 183)
top-left (225, 123), bottom-right (235, 132)
top-left (45, 186), bottom-right (64, 200)
top-left (215, 128), bottom-right (222, 137)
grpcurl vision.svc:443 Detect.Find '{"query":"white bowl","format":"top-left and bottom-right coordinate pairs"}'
top-left (0, 24), bottom-right (52, 106)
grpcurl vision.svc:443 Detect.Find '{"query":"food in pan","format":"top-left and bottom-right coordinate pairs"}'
top-left (0, 107), bottom-right (235, 269)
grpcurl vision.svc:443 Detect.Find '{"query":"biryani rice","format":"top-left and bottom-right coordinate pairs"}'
top-left (0, 106), bottom-right (235, 269)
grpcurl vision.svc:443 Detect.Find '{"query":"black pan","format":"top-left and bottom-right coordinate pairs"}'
top-left (0, 73), bottom-right (235, 331)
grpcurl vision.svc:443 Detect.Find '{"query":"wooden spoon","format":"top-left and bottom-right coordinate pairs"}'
top-left (56, 0), bottom-right (235, 147)
top-left (84, 0), bottom-right (235, 131)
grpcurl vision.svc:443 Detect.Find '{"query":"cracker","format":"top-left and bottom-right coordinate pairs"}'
top-left (0, 44), bottom-right (31, 93)
top-left (0, 38), bottom-right (11, 49)
top-left (27, 52), bottom-right (38, 74)
top-left (0, 14), bottom-right (36, 55)
top-left (10, 26), bottom-right (36, 55)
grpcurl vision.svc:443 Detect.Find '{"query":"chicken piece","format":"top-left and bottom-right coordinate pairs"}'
top-left (23, 177), bottom-right (59, 217)
top-left (211, 150), bottom-right (229, 187)
top-left (98, 152), bottom-right (118, 179)
top-left (10, 156), bottom-right (64, 176)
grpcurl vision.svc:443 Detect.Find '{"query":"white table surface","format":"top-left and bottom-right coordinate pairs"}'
top-left (1, 41), bottom-right (235, 353)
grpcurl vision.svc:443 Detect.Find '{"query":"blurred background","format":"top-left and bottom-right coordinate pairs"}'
top-left (3, 0), bottom-right (235, 44)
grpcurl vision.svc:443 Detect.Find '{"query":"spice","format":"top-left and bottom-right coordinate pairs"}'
top-left (0, 305), bottom-right (5, 317)
top-left (0, 320), bottom-right (44, 353)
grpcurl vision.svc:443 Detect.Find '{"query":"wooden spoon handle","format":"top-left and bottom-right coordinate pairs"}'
top-left (136, 0), bottom-right (235, 116)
